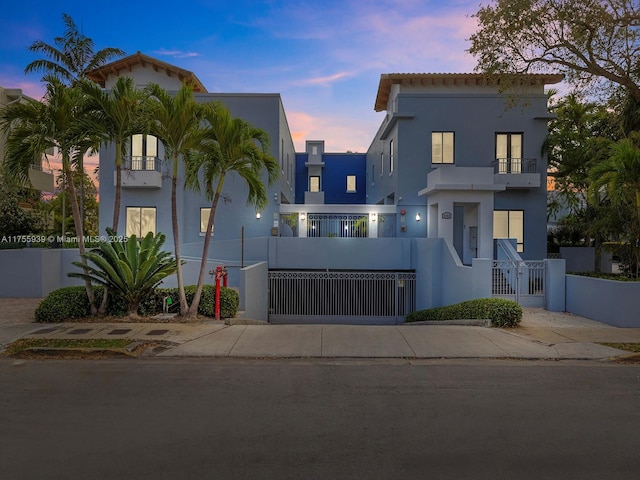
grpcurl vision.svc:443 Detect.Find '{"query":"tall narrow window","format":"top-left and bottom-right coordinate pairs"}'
top-left (432, 132), bottom-right (454, 164)
top-left (346, 175), bottom-right (356, 192)
top-left (493, 210), bottom-right (524, 252)
top-left (131, 134), bottom-right (158, 170)
top-left (125, 207), bottom-right (156, 238)
top-left (389, 139), bottom-right (395, 174)
top-left (200, 208), bottom-right (215, 235)
top-left (380, 152), bottom-right (384, 177)
top-left (309, 176), bottom-right (320, 192)
top-left (496, 133), bottom-right (523, 173)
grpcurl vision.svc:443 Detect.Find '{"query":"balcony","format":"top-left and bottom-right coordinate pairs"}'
top-left (278, 205), bottom-right (398, 238)
top-left (492, 158), bottom-right (541, 188)
top-left (119, 156), bottom-right (163, 189)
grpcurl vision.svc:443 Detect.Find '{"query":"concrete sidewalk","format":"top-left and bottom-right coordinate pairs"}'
top-left (1, 305), bottom-right (639, 360)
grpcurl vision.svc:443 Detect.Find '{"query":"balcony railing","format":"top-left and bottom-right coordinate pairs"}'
top-left (308, 214), bottom-right (368, 238)
top-left (121, 156), bottom-right (163, 188)
top-left (124, 156), bottom-right (162, 172)
top-left (493, 158), bottom-right (537, 174)
top-left (278, 213), bottom-right (397, 238)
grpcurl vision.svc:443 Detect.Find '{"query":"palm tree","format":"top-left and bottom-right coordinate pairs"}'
top-left (79, 76), bottom-right (150, 232)
top-left (24, 13), bottom-right (125, 85)
top-left (0, 80), bottom-right (102, 312)
top-left (186, 104), bottom-right (278, 316)
top-left (69, 229), bottom-right (178, 317)
top-left (590, 133), bottom-right (640, 229)
top-left (146, 83), bottom-right (205, 316)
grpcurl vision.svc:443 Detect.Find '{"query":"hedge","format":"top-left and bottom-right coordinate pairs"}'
top-left (35, 285), bottom-right (239, 323)
top-left (405, 298), bottom-right (522, 328)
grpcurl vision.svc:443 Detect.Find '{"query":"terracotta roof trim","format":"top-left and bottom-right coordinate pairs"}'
top-left (374, 72), bottom-right (564, 111)
top-left (86, 51), bottom-right (207, 93)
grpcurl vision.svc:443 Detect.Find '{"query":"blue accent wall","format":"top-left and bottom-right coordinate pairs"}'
top-left (321, 153), bottom-right (366, 204)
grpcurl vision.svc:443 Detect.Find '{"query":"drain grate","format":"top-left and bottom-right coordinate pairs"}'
top-left (68, 328), bottom-right (92, 335)
top-left (108, 329), bottom-right (132, 335)
top-left (146, 329), bottom-right (169, 336)
top-left (32, 328), bottom-right (59, 335)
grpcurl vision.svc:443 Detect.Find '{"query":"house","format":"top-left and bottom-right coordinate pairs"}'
top-left (90, 53), bottom-right (563, 323)
top-left (0, 86), bottom-right (55, 192)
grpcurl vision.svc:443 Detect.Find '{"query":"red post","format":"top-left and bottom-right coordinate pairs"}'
top-left (215, 265), bottom-right (222, 321)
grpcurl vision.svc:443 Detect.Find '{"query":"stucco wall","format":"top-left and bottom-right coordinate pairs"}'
top-left (239, 262), bottom-right (269, 321)
top-left (566, 275), bottom-right (640, 327)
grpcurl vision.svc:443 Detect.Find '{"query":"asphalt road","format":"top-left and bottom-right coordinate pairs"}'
top-left (1, 358), bottom-right (639, 480)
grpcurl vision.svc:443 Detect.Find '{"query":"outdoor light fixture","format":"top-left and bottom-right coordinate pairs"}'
top-left (300, 213), bottom-right (306, 221)
top-left (256, 212), bottom-right (261, 219)
top-left (371, 213), bottom-right (377, 222)
top-left (415, 213), bottom-right (421, 222)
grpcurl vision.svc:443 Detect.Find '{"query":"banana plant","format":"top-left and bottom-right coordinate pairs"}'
top-left (69, 228), bottom-right (179, 316)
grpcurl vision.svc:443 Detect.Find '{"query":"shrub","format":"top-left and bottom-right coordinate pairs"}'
top-left (405, 298), bottom-right (522, 328)
top-left (35, 284), bottom-right (240, 322)
top-left (35, 286), bottom-right (128, 322)
top-left (152, 285), bottom-right (239, 318)
top-left (35, 286), bottom-right (93, 323)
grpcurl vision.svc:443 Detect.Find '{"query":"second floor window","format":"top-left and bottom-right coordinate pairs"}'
top-left (432, 132), bottom-right (454, 164)
top-left (389, 139), bottom-right (395, 174)
top-left (346, 175), bottom-right (356, 192)
top-left (200, 208), bottom-right (215, 235)
top-left (309, 176), bottom-right (320, 192)
top-left (130, 134), bottom-right (158, 170)
top-left (496, 133), bottom-right (523, 173)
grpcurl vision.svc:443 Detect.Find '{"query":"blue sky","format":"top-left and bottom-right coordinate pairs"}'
top-left (1, 0), bottom-right (481, 155)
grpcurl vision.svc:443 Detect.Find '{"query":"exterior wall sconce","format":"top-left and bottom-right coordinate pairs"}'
top-left (415, 213), bottom-right (421, 222)
top-left (371, 212), bottom-right (377, 222)
top-left (300, 213), bottom-right (306, 221)
top-left (256, 212), bottom-right (261, 219)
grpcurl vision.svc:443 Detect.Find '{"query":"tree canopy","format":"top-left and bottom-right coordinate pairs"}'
top-left (468, 0), bottom-right (640, 101)
top-left (24, 13), bottom-right (125, 85)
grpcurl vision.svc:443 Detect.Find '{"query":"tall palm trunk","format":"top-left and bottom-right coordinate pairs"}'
top-left (64, 154), bottom-right (97, 315)
top-left (112, 144), bottom-right (123, 232)
top-left (188, 175), bottom-right (224, 317)
top-left (171, 161), bottom-right (188, 316)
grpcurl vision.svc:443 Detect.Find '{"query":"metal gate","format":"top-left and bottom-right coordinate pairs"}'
top-left (268, 270), bottom-right (416, 324)
top-left (492, 260), bottom-right (546, 307)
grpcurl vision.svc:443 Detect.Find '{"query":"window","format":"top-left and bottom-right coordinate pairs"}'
top-left (389, 139), bottom-right (395, 174)
top-left (131, 134), bottom-right (158, 170)
top-left (432, 132), bottom-right (454, 164)
top-left (380, 152), bottom-right (384, 177)
top-left (493, 210), bottom-right (524, 252)
top-left (496, 133), bottom-right (523, 173)
top-left (125, 207), bottom-right (156, 238)
top-left (200, 208), bottom-right (214, 235)
top-left (346, 175), bottom-right (356, 192)
top-left (309, 176), bottom-right (320, 192)
top-left (312, 145), bottom-right (318, 155)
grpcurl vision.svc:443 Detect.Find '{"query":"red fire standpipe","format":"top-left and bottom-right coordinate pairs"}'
top-left (215, 265), bottom-right (223, 320)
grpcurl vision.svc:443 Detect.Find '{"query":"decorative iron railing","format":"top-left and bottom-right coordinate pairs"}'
top-left (493, 158), bottom-right (538, 174)
top-left (124, 156), bottom-right (161, 172)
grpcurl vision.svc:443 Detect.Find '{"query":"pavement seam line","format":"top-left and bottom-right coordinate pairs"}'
top-left (226, 326), bottom-right (247, 357)
top-left (395, 326), bottom-right (417, 357)
top-left (477, 329), bottom-right (514, 357)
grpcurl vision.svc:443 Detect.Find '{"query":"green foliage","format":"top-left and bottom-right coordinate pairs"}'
top-left (35, 285), bottom-right (239, 323)
top-left (468, 0), bottom-right (640, 102)
top-left (34, 286), bottom-right (126, 322)
top-left (152, 285), bottom-right (239, 318)
top-left (0, 182), bottom-right (44, 237)
top-left (405, 298), bottom-right (522, 328)
top-left (35, 286), bottom-right (93, 322)
top-left (68, 229), bottom-right (178, 315)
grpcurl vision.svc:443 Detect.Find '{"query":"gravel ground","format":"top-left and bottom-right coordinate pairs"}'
top-left (0, 298), bottom-right (42, 325)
